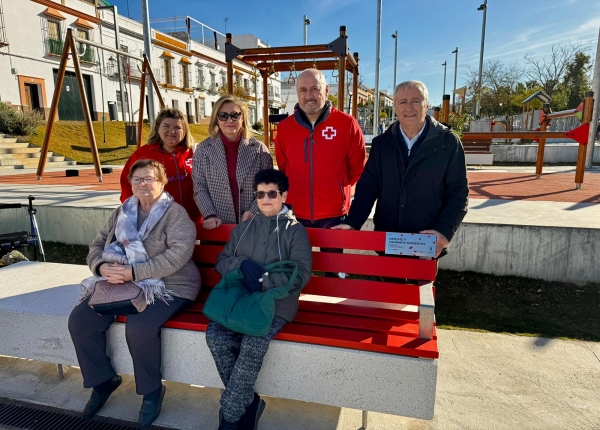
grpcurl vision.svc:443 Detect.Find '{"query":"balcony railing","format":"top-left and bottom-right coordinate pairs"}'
top-left (80, 44), bottom-right (95, 63)
top-left (48, 39), bottom-right (63, 56)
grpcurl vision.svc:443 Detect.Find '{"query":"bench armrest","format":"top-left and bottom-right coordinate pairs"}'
top-left (418, 282), bottom-right (435, 340)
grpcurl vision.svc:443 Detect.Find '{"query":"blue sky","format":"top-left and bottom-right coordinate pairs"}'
top-left (110, 0), bottom-right (599, 106)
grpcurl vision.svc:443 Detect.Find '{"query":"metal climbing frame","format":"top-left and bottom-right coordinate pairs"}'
top-left (224, 26), bottom-right (360, 148)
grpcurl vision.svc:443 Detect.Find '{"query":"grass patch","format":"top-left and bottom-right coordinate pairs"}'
top-left (28, 122), bottom-right (211, 165)
top-left (435, 270), bottom-right (600, 342)
top-left (32, 242), bottom-right (600, 342)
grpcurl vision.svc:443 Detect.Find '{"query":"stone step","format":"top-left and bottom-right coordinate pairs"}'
top-left (0, 152), bottom-right (43, 160)
top-left (0, 157), bottom-right (69, 167)
top-left (0, 160), bottom-right (77, 170)
top-left (0, 142), bottom-right (29, 149)
top-left (0, 137), bottom-right (18, 144)
top-left (0, 147), bottom-right (45, 154)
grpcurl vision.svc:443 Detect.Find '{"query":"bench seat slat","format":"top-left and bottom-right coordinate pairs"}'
top-left (301, 277), bottom-right (421, 305)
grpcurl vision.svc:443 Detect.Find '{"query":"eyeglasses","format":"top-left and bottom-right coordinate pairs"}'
top-left (217, 111), bottom-right (242, 122)
top-left (254, 190), bottom-right (283, 199)
top-left (130, 177), bottom-right (158, 185)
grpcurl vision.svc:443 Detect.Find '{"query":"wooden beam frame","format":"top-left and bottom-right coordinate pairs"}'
top-left (37, 29), bottom-right (165, 180)
top-left (224, 26), bottom-right (360, 147)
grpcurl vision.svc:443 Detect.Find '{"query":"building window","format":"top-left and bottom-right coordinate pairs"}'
top-left (116, 90), bottom-right (129, 113)
top-left (76, 28), bottom-right (95, 63)
top-left (209, 73), bottom-right (216, 92)
top-left (221, 75), bottom-right (226, 89)
top-left (163, 58), bottom-right (172, 85)
top-left (196, 64), bottom-right (205, 89)
top-left (182, 63), bottom-right (190, 88)
top-left (172, 99), bottom-right (179, 109)
top-left (47, 19), bottom-right (63, 56)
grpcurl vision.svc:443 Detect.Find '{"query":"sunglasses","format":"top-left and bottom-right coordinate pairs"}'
top-left (217, 112), bottom-right (242, 122)
top-left (254, 190), bottom-right (283, 199)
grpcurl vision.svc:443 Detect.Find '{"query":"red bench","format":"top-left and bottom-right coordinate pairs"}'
top-left (119, 224), bottom-right (440, 425)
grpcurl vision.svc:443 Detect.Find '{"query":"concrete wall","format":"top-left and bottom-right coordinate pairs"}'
top-left (2, 205), bottom-right (598, 285)
top-left (491, 144), bottom-right (600, 163)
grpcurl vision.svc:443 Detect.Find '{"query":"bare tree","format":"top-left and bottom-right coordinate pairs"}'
top-left (523, 42), bottom-right (589, 95)
top-left (463, 59), bottom-right (522, 115)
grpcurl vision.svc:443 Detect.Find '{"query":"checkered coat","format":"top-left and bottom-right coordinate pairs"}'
top-left (192, 135), bottom-right (273, 224)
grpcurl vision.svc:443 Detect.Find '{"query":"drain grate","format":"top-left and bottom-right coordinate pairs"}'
top-left (0, 398), bottom-right (173, 430)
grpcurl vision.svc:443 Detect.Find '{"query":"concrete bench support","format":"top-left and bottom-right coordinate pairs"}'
top-left (0, 262), bottom-right (438, 420)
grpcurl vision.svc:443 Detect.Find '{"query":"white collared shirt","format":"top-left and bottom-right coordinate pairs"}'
top-left (399, 121), bottom-right (427, 155)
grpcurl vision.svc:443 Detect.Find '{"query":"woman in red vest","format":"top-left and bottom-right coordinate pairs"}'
top-left (120, 108), bottom-right (201, 222)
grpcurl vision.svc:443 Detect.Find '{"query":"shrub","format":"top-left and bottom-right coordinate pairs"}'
top-left (0, 102), bottom-right (44, 136)
top-left (252, 121), bottom-right (264, 132)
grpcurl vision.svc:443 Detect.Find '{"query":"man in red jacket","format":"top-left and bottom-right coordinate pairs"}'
top-left (275, 69), bottom-right (366, 273)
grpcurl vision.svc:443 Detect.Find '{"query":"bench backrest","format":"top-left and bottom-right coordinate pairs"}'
top-left (193, 223), bottom-right (438, 357)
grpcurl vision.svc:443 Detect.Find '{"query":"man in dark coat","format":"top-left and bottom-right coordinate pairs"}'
top-left (333, 80), bottom-right (469, 257)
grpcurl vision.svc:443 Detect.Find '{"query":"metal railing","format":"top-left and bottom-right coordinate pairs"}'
top-left (150, 16), bottom-right (226, 54)
top-left (48, 39), bottom-right (63, 56)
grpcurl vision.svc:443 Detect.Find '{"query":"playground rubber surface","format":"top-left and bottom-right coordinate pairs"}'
top-left (0, 169), bottom-right (599, 203)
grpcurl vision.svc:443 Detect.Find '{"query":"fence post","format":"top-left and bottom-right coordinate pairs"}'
top-left (575, 91), bottom-right (594, 188)
top-left (433, 106), bottom-right (440, 121)
top-left (442, 95), bottom-right (450, 124)
top-left (536, 103), bottom-right (550, 179)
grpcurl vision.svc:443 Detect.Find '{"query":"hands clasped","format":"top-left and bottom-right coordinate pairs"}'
top-left (99, 262), bottom-right (134, 284)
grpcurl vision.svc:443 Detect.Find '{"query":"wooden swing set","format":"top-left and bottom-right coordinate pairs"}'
top-left (36, 28), bottom-right (165, 182)
top-left (224, 25), bottom-right (360, 148)
top-left (37, 26), bottom-right (359, 181)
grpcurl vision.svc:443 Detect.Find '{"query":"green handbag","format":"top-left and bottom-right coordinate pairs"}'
top-left (202, 260), bottom-right (299, 337)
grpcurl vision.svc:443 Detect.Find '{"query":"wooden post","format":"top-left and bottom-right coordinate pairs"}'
top-left (137, 58), bottom-right (147, 148)
top-left (37, 30), bottom-right (73, 179)
top-left (226, 33), bottom-right (234, 95)
top-left (69, 30), bottom-right (102, 182)
top-left (442, 95), bottom-right (450, 124)
top-left (262, 69), bottom-right (270, 148)
top-left (575, 91), bottom-right (594, 188)
top-left (535, 103), bottom-right (550, 178)
top-left (433, 106), bottom-right (440, 121)
top-left (352, 52), bottom-right (359, 119)
top-left (337, 27), bottom-right (346, 113)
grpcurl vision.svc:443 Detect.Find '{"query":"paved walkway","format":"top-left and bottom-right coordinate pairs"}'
top-left (0, 329), bottom-right (598, 430)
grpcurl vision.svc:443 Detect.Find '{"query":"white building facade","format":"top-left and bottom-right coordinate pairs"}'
top-left (0, 0), bottom-right (280, 125)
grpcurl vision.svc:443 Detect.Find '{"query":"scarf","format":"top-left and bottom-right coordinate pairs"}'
top-left (80, 192), bottom-right (174, 305)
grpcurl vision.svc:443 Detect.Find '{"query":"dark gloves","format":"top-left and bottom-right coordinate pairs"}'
top-left (240, 260), bottom-right (264, 293)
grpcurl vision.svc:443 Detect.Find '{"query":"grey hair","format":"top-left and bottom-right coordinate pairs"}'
top-left (394, 80), bottom-right (429, 106)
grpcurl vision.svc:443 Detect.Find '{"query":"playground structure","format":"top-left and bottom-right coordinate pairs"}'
top-left (36, 28), bottom-right (165, 182)
top-left (434, 92), bottom-right (595, 188)
top-left (224, 26), bottom-right (360, 148)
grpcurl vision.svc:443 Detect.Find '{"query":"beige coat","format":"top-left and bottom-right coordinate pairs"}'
top-left (192, 135), bottom-right (273, 224)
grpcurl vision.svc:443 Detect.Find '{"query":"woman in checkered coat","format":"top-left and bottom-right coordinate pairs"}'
top-left (192, 95), bottom-right (273, 228)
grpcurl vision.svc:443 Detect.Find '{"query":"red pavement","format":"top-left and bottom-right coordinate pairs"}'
top-left (1, 169), bottom-right (599, 204)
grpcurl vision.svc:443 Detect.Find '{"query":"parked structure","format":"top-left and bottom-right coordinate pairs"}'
top-left (0, 1), bottom-right (280, 124)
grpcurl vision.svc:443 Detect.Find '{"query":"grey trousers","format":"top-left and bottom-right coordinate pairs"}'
top-left (206, 315), bottom-right (287, 422)
top-left (68, 296), bottom-right (192, 395)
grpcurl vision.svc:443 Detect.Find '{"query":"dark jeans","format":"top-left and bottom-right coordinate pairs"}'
top-left (68, 296), bottom-right (192, 395)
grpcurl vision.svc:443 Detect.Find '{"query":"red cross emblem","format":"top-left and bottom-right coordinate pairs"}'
top-left (322, 126), bottom-right (337, 140)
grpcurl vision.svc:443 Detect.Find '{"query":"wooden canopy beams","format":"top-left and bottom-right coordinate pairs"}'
top-left (224, 26), bottom-right (360, 148)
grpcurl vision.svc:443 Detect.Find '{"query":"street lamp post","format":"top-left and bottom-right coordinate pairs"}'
top-left (224, 17), bottom-right (228, 33)
top-left (391, 31), bottom-right (398, 121)
top-left (442, 61), bottom-right (447, 98)
top-left (303, 15), bottom-right (311, 45)
top-left (452, 47), bottom-right (458, 112)
top-left (373, 0), bottom-right (382, 133)
top-left (476, 0), bottom-right (488, 117)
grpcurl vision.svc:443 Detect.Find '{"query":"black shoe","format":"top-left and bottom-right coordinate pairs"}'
top-left (138, 385), bottom-right (166, 428)
top-left (239, 393), bottom-right (266, 430)
top-left (218, 417), bottom-right (240, 430)
top-left (82, 374), bottom-right (122, 418)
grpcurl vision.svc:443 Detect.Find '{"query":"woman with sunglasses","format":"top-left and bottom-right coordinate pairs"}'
top-left (120, 108), bottom-right (201, 222)
top-left (207, 168), bottom-right (312, 430)
top-left (192, 95), bottom-right (273, 229)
